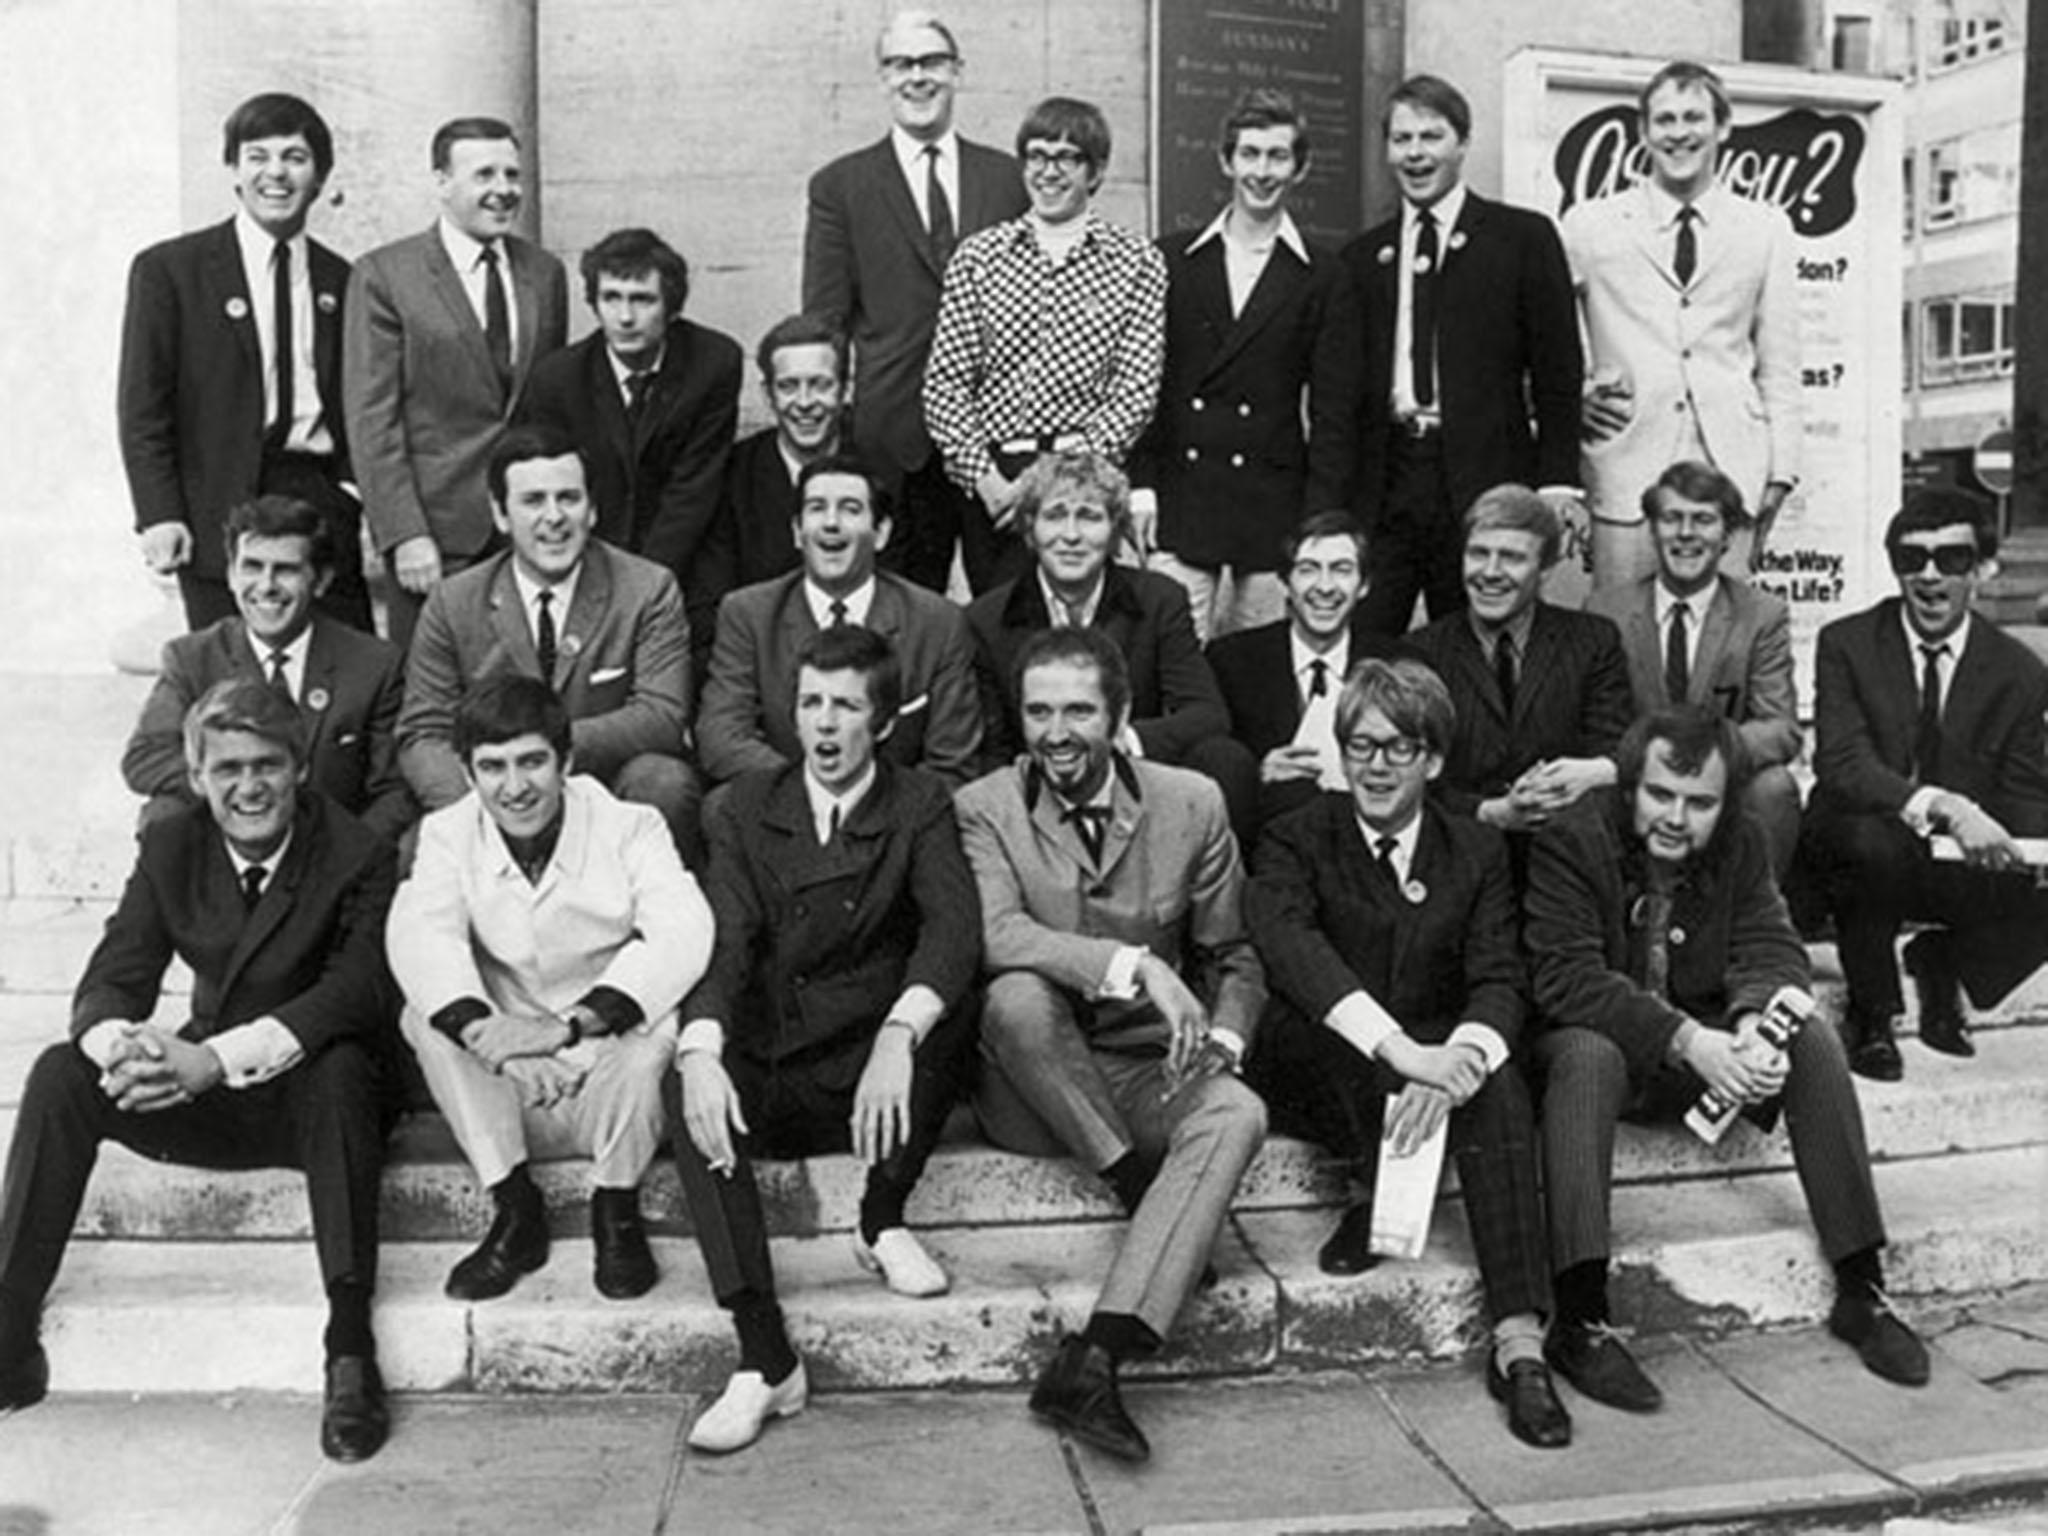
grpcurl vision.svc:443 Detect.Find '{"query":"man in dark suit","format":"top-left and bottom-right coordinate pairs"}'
top-left (1802, 489), bottom-right (2048, 1079)
top-left (1527, 708), bottom-right (1927, 1414)
top-left (803, 9), bottom-right (1027, 592)
top-left (674, 626), bottom-right (980, 1454)
top-left (397, 426), bottom-right (702, 861)
top-left (0, 680), bottom-right (400, 1458)
top-left (119, 92), bottom-right (367, 632)
top-left (516, 228), bottom-right (740, 587)
top-left (1342, 76), bottom-right (1582, 635)
top-left (966, 450), bottom-right (1257, 842)
top-left (345, 116), bottom-right (569, 647)
top-left (123, 495), bottom-right (413, 844)
top-left (1588, 461), bottom-right (1802, 876)
top-left (1247, 658), bottom-right (1568, 1448)
top-left (957, 627), bottom-right (1267, 1464)
top-left (697, 454), bottom-right (981, 788)
top-left (1130, 88), bottom-right (1362, 643)
top-left (1409, 487), bottom-right (1633, 842)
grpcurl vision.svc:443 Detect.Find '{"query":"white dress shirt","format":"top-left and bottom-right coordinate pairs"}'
top-left (892, 126), bottom-right (961, 235)
top-left (232, 211), bottom-right (331, 455)
top-left (438, 217), bottom-right (521, 359)
top-left (1390, 182), bottom-right (1468, 421)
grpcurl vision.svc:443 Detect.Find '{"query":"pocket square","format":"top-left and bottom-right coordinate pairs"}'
top-left (590, 666), bottom-right (628, 685)
top-left (897, 692), bottom-right (930, 717)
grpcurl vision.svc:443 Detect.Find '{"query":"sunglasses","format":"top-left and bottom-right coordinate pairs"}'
top-left (1889, 544), bottom-right (1977, 577)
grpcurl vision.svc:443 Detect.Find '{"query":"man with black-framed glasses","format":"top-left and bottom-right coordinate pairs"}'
top-left (1801, 487), bottom-right (2048, 1079)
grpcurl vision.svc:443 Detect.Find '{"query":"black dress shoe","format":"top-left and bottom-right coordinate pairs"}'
top-left (321, 1355), bottom-right (389, 1462)
top-left (1487, 1355), bottom-right (1571, 1449)
top-left (1829, 1291), bottom-right (1930, 1387)
top-left (445, 1192), bottom-right (550, 1301)
top-left (0, 1341), bottom-right (49, 1411)
top-left (1904, 934), bottom-right (1973, 1057)
top-left (1028, 1337), bottom-right (1150, 1463)
top-left (1318, 1202), bottom-right (1382, 1277)
top-left (1545, 1319), bottom-right (1663, 1413)
top-left (1842, 1012), bottom-right (1904, 1083)
top-left (592, 1188), bottom-right (658, 1300)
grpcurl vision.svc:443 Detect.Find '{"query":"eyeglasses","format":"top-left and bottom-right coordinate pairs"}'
top-left (1023, 147), bottom-right (1090, 174)
top-left (1889, 543), bottom-right (1977, 577)
top-left (880, 52), bottom-right (957, 76)
top-left (1341, 735), bottom-right (1425, 767)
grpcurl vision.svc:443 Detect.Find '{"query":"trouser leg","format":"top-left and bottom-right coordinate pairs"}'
top-left (282, 1041), bottom-right (387, 1291)
top-left (1450, 1065), bottom-right (1551, 1322)
top-left (975, 972), bottom-right (1134, 1169)
top-left (1779, 1018), bottom-right (1887, 1264)
top-left (570, 1023), bottom-right (678, 1190)
top-left (1533, 1027), bottom-right (1631, 1273)
top-left (400, 1005), bottom-right (530, 1190)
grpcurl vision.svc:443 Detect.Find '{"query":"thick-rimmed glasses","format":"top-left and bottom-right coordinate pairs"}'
top-left (1341, 735), bottom-right (1425, 768)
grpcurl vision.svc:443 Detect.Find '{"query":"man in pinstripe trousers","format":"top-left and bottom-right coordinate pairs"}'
top-left (1523, 706), bottom-right (1928, 1418)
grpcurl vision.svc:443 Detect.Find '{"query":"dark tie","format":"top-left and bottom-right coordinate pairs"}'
top-left (1493, 635), bottom-right (1517, 714)
top-left (1665, 601), bottom-right (1691, 704)
top-left (267, 649), bottom-right (293, 704)
top-left (1642, 885), bottom-right (1674, 1000)
top-left (1307, 658), bottom-right (1328, 700)
top-left (481, 245), bottom-right (512, 389)
top-left (535, 589), bottom-right (558, 681)
top-left (1373, 834), bottom-right (1399, 880)
top-left (1411, 207), bottom-right (1439, 408)
top-left (826, 803), bottom-right (842, 845)
top-left (829, 598), bottom-right (849, 628)
top-left (624, 369), bottom-right (653, 429)
top-left (1916, 642), bottom-right (1948, 782)
top-left (240, 864), bottom-right (267, 912)
top-left (1066, 803), bottom-right (1109, 866)
top-left (924, 144), bottom-right (956, 269)
top-left (269, 241), bottom-right (293, 450)
top-left (1674, 205), bottom-right (1699, 287)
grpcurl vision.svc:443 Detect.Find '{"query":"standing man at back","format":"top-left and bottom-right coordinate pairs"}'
top-left (804, 10), bottom-right (1027, 594)
top-left (346, 116), bottom-right (569, 646)
top-left (120, 93), bottom-right (369, 632)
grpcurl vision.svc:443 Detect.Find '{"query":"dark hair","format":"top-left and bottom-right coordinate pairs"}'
top-left (1639, 61), bottom-right (1731, 125)
top-left (1335, 657), bottom-right (1456, 757)
top-left (1282, 509), bottom-right (1369, 569)
top-left (1641, 460), bottom-right (1749, 529)
top-left (1464, 483), bottom-right (1562, 569)
top-left (580, 227), bottom-right (689, 319)
top-left (487, 424), bottom-right (586, 506)
top-left (183, 677), bottom-right (306, 771)
top-left (1384, 75), bottom-right (1472, 142)
top-left (1617, 704), bottom-right (1752, 803)
top-left (795, 623), bottom-right (903, 726)
top-left (454, 675), bottom-right (572, 765)
top-left (1016, 97), bottom-right (1111, 173)
top-left (1884, 486), bottom-right (1998, 563)
top-left (223, 93), bottom-right (334, 180)
top-left (794, 453), bottom-right (894, 526)
top-left (1220, 87), bottom-right (1309, 165)
top-left (1012, 626), bottom-right (1131, 728)
top-left (223, 494), bottom-right (334, 571)
top-left (755, 313), bottom-right (849, 384)
top-left (431, 116), bottom-right (518, 173)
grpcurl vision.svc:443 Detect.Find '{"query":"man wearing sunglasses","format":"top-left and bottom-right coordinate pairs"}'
top-left (1802, 488), bottom-right (2048, 1079)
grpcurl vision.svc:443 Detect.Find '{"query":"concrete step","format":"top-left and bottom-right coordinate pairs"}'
top-left (31, 1143), bottom-right (2046, 1396)
top-left (10, 1020), bottom-right (2045, 1244)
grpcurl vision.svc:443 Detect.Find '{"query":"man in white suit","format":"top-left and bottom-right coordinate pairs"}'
top-left (1562, 61), bottom-right (1801, 590)
top-left (388, 676), bottom-right (713, 1303)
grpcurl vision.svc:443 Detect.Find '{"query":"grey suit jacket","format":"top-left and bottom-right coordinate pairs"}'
top-left (343, 226), bottom-right (568, 559)
top-left (1586, 573), bottom-right (1801, 768)
top-left (397, 540), bottom-right (691, 809)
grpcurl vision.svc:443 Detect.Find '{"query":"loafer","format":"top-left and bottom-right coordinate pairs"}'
top-left (446, 1192), bottom-right (550, 1301)
top-left (320, 1355), bottom-right (389, 1463)
top-left (1317, 1201), bottom-right (1383, 1277)
top-left (1829, 1291), bottom-right (1930, 1387)
top-left (852, 1227), bottom-right (950, 1298)
top-left (1904, 935), bottom-right (1973, 1057)
top-left (1487, 1354), bottom-right (1571, 1449)
top-left (1028, 1337), bottom-right (1149, 1463)
top-left (1843, 1012), bottom-right (1904, 1083)
top-left (1546, 1319), bottom-right (1663, 1413)
top-left (592, 1188), bottom-right (658, 1300)
top-left (688, 1362), bottom-right (808, 1454)
top-left (0, 1340), bottom-right (49, 1412)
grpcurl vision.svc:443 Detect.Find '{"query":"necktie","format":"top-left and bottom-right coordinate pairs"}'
top-left (924, 144), bottom-right (956, 269)
top-left (240, 865), bottom-right (266, 912)
top-left (1642, 884), bottom-right (1674, 1001)
top-left (829, 598), bottom-right (849, 628)
top-left (1373, 834), bottom-right (1400, 880)
top-left (624, 370), bottom-right (652, 429)
top-left (1307, 658), bottom-right (1328, 700)
top-left (1066, 804), bottom-right (1108, 866)
top-left (1493, 635), bottom-right (1517, 714)
top-left (826, 803), bottom-right (842, 845)
top-left (1412, 207), bottom-right (1440, 408)
top-left (1674, 205), bottom-right (1699, 287)
top-left (481, 246), bottom-right (512, 390)
top-left (1916, 643), bottom-right (1948, 782)
top-left (536, 589), bottom-right (558, 680)
top-left (269, 241), bottom-right (293, 450)
top-left (1665, 601), bottom-right (1691, 703)
top-left (267, 649), bottom-right (293, 704)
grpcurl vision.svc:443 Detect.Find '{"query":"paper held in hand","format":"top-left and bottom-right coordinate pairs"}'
top-left (1369, 1115), bottom-right (1448, 1261)
top-left (1930, 835), bottom-right (2048, 886)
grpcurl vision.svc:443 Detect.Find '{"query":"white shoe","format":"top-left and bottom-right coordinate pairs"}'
top-left (852, 1227), bottom-right (951, 1298)
top-left (687, 1362), bottom-right (809, 1453)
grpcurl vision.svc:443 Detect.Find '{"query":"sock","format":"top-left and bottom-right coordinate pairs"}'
top-left (1554, 1260), bottom-right (1610, 1328)
top-left (1493, 1312), bottom-right (1545, 1371)
top-left (323, 1281), bottom-right (376, 1362)
top-left (1101, 1152), bottom-right (1153, 1216)
top-left (1834, 1244), bottom-right (1884, 1303)
top-left (1081, 1311), bottom-right (1160, 1363)
top-left (732, 1294), bottom-right (798, 1384)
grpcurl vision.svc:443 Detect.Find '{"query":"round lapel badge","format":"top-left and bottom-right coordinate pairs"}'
top-left (1403, 878), bottom-right (1428, 905)
top-left (225, 296), bottom-right (250, 320)
top-left (305, 687), bottom-right (331, 712)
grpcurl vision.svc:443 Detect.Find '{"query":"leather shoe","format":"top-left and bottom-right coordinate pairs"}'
top-left (592, 1188), bottom-right (658, 1300)
top-left (1829, 1291), bottom-right (1930, 1387)
top-left (1487, 1354), bottom-right (1571, 1449)
top-left (0, 1340), bottom-right (48, 1411)
top-left (320, 1355), bottom-right (389, 1462)
top-left (853, 1227), bottom-right (950, 1298)
top-left (1905, 934), bottom-right (1973, 1057)
top-left (445, 1191), bottom-right (549, 1301)
top-left (688, 1362), bottom-right (808, 1453)
top-left (1029, 1337), bottom-right (1150, 1463)
top-left (1546, 1319), bottom-right (1663, 1413)
top-left (1317, 1201), bottom-right (1383, 1277)
top-left (1843, 1012), bottom-right (1904, 1083)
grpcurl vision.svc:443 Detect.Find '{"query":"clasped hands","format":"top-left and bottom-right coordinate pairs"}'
top-left (461, 1011), bottom-right (587, 1109)
top-left (1378, 1035), bottom-right (1488, 1158)
top-left (1682, 1014), bottom-right (1789, 1108)
top-left (97, 1023), bottom-right (225, 1112)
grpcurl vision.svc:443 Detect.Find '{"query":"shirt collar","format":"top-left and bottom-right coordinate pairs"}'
top-left (512, 560), bottom-right (582, 623)
top-left (438, 217), bottom-right (501, 274)
top-left (234, 210), bottom-right (306, 272)
top-left (1289, 627), bottom-right (1349, 685)
top-left (1644, 178), bottom-right (1722, 230)
top-left (1038, 569), bottom-right (1106, 627)
top-left (1468, 603), bottom-right (1536, 660)
top-left (1404, 182), bottom-right (1468, 238)
top-left (804, 761), bottom-right (877, 837)
top-left (892, 126), bottom-right (958, 175)
top-left (225, 826), bottom-right (293, 881)
top-left (1187, 206), bottom-right (1310, 264)
top-left (608, 344), bottom-right (665, 391)
top-left (805, 576), bottom-right (875, 628)
top-left (1901, 607), bottom-right (1970, 660)
top-left (1353, 806), bottom-right (1422, 876)
top-left (1655, 580), bottom-right (1713, 626)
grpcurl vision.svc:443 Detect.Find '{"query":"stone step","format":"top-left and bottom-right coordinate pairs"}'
top-left (10, 1020), bottom-right (2045, 1245)
top-left (30, 1143), bottom-right (2046, 1396)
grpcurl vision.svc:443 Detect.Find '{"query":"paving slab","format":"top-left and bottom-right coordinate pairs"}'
top-left (1707, 1329), bottom-right (2048, 1498)
top-left (1379, 1335), bottom-right (1902, 1532)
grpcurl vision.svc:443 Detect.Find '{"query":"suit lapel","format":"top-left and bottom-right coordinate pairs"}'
top-left (1691, 580), bottom-right (1735, 706)
top-left (1206, 241), bottom-right (1307, 379)
top-left (870, 139), bottom-right (939, 280)
top-left (419, 230), bottom-right (501, 390)
top-left (588, 341), bottom-right (635, 474)
top-left (559, 544), bottom-right (614, 690)
top-left (1626, 186), bottom-right (1683, 294)
top-left (216, 813), bottom-right (309, 1006)
top-left (509, 239), bottom-right (546, 395)
top-left (487, 558), bottom-right (543, 678)
top-left (204, 222), bottom-right (263, 384)
top-left (299, 621), bottom-right (339, 748)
